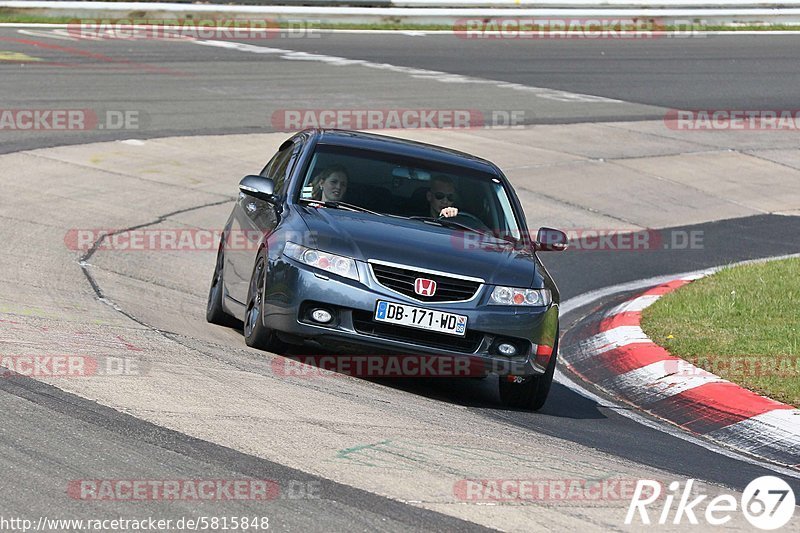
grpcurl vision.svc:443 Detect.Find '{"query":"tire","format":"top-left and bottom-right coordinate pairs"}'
top-left (206, 237), bottom-right (235, 326)
top-left (243, 251), bottom-right (286, 352)
top-left (499, 343), bottom-right (557, 411)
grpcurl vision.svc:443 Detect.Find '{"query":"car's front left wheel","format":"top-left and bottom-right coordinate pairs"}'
top-left (207, 237), bottom-right (234, 326)
top-left (244, 251), bottom-right (286, 352)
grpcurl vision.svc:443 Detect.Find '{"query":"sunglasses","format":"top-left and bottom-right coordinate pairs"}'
top-left (433, 192), bottom-right (457, 201)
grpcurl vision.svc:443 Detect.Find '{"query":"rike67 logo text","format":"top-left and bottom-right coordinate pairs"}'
top-left (626, 477), bottom-right (795, 530)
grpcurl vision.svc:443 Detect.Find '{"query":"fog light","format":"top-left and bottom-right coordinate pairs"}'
top-left (310, 308), bottom-right (333, 324)
top-left (497, 343), bottom-right (517, 356)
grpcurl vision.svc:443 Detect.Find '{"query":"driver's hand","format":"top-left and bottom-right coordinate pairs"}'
top-left (439, 207), bottom-right (459, 218)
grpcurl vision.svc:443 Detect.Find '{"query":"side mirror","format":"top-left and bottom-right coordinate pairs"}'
top-left (536, 227), bottom-right (568, 252)
top-left (239, 175), bottom-right (275, 202)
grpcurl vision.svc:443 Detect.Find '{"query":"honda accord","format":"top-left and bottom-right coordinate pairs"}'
top-left (206, 129), bottom-right (567, 410)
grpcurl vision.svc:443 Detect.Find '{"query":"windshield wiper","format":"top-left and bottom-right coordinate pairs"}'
top-left (407, 216), bottom-right (521, 246)
top-left (407, 216), bottom-right (493, 237)
top-left (299, 198), bottom-right (383, 216)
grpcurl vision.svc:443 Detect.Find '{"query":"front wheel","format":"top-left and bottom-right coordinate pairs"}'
top-left (244, 251), bottom-right (286, 352)
top-left (499, 347), bottom-right (557, 411)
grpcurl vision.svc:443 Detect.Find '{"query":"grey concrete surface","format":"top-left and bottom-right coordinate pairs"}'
top-left (2, 126), bottom-right (799, 530)
top-left (4, 29), bottom-right (800, 155)
top-left (3, 27), bottom-right (800, 532)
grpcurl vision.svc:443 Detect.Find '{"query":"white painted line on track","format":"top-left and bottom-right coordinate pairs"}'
top-left (707, 409), bottom-right (800, 460)
top-left (578, 325), bottom-right (651, 355)
top-left (611, 360), bottom-right (726, 402)
top-left (555, 365), bottom-right (800, 480)
top-left (192, 38), bottom-right (623, 103)
top-left (560, 252), bottom-right (800, 318)
top-left (3, 23), bottom-right (796, 473)
top-left (608, 293), bottom-right (661, 314)
top-left (16, 28), bottom-right (77, 40)
top-left (555, 252), bottom-right (800, 479)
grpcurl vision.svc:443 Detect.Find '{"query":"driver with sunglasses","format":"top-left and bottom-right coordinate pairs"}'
top-left (427, 174), bottom-right (459, 218)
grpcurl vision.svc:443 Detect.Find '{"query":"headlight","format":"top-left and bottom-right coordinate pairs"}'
top-left (490, 286), bottom-right (551, 306)
top-left (284, 242), bottom-right (359, 281)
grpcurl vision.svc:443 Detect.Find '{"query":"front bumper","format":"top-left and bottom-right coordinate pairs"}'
top-left (261, 255), bottom-right (558, 376)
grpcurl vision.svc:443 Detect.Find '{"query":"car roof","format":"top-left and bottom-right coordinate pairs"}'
top-left (309, 129), bottom-right (499, 174)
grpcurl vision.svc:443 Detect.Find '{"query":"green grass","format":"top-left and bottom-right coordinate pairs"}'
top-left (641, 258), bottom-right (800, 407)
top-left (2, 11), bottom-right (800, 31)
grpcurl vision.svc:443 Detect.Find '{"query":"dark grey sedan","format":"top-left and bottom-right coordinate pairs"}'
top-left (207, 129), bottom-right (567, 410)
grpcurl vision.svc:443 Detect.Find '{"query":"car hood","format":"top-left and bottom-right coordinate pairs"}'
top-left (297, 206), bottom-right (542, 288)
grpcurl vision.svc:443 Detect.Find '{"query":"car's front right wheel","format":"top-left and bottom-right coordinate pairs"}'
top-left (499, 347), bottom-right (557, 411)
top-left (244, 251), bottom-right (286, 352)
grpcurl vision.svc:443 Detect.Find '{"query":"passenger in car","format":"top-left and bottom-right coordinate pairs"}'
top-left (311, 165), bottom-right (349, 202)
top-left (427, 174), bottom-right (459, 218)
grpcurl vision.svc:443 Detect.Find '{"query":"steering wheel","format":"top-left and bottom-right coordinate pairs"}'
top-left (448, 212), bottom-right (491, 231)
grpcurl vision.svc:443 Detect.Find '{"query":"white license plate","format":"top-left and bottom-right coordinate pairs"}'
top-left (374, 301), bottom-right (467, 337)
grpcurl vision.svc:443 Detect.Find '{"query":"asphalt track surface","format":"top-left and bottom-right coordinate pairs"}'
top-left (3, 31), bottom-right (800, 152)
top-left (1, 27), bottom-right (800, 531)
top-left (247, 33), bottom-right (800, 110)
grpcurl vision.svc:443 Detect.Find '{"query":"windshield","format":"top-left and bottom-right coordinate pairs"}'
top-left (298, 144), bottom-right (521, 239)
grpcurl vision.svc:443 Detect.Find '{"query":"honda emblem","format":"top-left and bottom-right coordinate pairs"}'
top-left (414, 278), bottom-right (437, 297)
